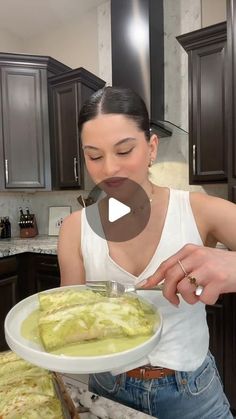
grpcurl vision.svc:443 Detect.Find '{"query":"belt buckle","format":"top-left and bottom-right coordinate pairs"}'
top-left (144, 366), bottom-right (165, 378)
top-left (140, 367), bottom-right (146, 379)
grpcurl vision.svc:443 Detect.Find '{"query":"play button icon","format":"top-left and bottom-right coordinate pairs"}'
top-left (108, 198), bottom-right (131, 222)
top-left (85, 178), bottom-right (152, 242)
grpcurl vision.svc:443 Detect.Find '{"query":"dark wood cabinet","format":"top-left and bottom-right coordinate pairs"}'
top-left (206, 298), bottom-right (224, 379)
top-left (49, 68), bottom-right (105, 189)
top-left (177, 22), bottom-right (227, 184)
top-left (0, 256), bottom-right (18, 350)
top-left (226, 0), bottom-right (236, 203)
top-left (33, 254), bottom-right (60, 292)
top-left (0, 54), bottom-right (104, 192)
top-left (1, 66), bottom-right (48, 189)
top-left (207, 294), bottom-right (236, 413)
top-left (223, 293), bottom-right (236, 414)
top-left (0, 253), bottom-right (60, 351)
top-left (18, 253), bottom-right (60, 297)
top-left (0, 53), bottom-right (70, 190)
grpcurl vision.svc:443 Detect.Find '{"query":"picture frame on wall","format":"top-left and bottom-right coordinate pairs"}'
top-left (48, 206), bottom-right (71, 236)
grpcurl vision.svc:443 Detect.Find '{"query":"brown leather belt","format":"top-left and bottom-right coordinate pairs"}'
top-left (126, 366), bottom-right (175, 380)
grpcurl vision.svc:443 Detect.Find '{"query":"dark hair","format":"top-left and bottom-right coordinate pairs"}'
top-left (78, 86), bottom-right (150, 141)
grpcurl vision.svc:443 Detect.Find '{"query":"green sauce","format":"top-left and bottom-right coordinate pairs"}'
top-left (21, 309), bottom-right (41, 344)
top-left (21, 310), bottom-right (152, 356)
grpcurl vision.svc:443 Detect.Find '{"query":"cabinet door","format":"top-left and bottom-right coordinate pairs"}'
top-left (18, 253), bottom-right (60, 297)
top-left (50, 82), bottom-right (81, 188)
top-left (49, 68), bottom-right (105, 190)
top-left (223, 293), bottom-right (236, 412)
top-left (0, 256), bottom-right (18, 351)
top-left (190, 41), bottom-right (227, 183)
top-left (227, 0), bottom-right (236, 203)
top-left (35, 274), bottom-right (60, 292)
top-left (0, 79), bottom-right (4, 190)
top-left (0, 275), bottom-right (17, 351)
top-left (207, 294), bottom-right (236, 413)
top-left (177, 22), bottom-right (227, 184)
top-left (34, 254), bottom-right (60, 292)
top-left (228, 184), bottom-right (236, 203)
top-left (1, 66), bottom-right (50, 189)
top-left (206, 298), bottom-right (224, 379)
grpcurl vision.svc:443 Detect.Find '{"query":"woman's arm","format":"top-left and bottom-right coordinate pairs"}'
top-left (190, 192), bottom-right (236, 251)
top-left (141, 244), bottom-right (236, 305)
top-left (140, 193), bottom-right (236, 305)
top-left (57, 210), bottom-right (86, 286)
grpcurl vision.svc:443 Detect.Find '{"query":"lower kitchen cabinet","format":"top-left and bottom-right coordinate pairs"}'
top-left (0, 256), bottom-right (18, 351)
top-left (29, 253), bottom-right (60, 293)
top-left (0, 253), bottom-right (60, 351)
top-left (18, 253), bottom-right (60, 297)
top-left (206, 298), bottom-right (224, 379)
top-left (222, 294), bottom-right (236, 414)
top-left (206, 294), bottom-right (236, 413)
top-left (226, 0), bottom-right (236, 202)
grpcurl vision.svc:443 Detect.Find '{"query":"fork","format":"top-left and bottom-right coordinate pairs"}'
top-left (86, 280), bottom-right (164, 297)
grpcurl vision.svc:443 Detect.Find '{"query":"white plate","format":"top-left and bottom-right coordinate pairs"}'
top-left (4, 285), bottom-right (162, 374)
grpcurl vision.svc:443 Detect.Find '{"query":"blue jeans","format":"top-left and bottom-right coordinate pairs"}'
top-left (89, 353), bottom-right (233, 419)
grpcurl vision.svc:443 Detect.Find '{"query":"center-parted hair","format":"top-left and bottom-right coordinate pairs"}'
top-left (78, 86), bottom-right (150, 141)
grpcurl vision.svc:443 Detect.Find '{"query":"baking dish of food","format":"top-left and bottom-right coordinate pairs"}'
top-left (0, 350), bottom-right (79, 418)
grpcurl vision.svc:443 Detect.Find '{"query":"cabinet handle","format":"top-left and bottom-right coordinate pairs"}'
top-left (5, 159), bottom-right (9, 184)
top-left (192, 145), bottom-right (196, 175)
top-left (73, 157), bottom-right (78, 182)
top-left (40, 262), bottom-right (58, 268)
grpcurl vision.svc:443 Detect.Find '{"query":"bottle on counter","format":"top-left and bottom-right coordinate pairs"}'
top-left (0, 218), bottom-right (4, 238)
top-left (4, 217), bottom-right (11, 238)
top-left (19, 207), bottom-right (25, 228)
top-left (0, 217), bottom-right (11, 239)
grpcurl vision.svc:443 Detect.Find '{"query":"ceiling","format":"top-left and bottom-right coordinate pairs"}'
top-left (0, 0), bottom-right (105, 40)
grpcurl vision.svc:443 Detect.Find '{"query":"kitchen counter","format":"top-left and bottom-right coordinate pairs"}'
top-left (0, 235), bottom-right (58, 257)
top-left (63, 375), bottom-right (156, 419)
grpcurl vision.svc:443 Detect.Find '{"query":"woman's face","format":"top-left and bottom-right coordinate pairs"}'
top-left (81, 114), bottom-right (157, 194)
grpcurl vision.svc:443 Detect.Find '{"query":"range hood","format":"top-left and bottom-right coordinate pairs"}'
top-left (111, 0), bottom-right (172, 138)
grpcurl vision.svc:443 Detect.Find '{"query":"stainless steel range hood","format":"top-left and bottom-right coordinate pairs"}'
top-left (111, 0), bottom-right (172, 138)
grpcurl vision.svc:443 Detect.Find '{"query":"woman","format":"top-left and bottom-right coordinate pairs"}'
top-left (58, 86), bottom-right (236, 419)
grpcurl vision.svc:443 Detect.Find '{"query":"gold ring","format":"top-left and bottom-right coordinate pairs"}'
top-left (178, 260), bottom-right (188, 277)
top-left (187, 275), bottom-right (198, 286)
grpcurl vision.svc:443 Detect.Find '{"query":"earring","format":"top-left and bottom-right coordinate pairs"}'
top-left (148, 159), bottom-right (153, 168)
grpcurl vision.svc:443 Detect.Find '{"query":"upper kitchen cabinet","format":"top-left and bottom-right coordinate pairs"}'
top-left (48, 68), bottom-right (105, 189)
top-left (226, 0), bottom-right (236, 203)
top-left (177, 22), bottom-right (227, 184)
top-left (0, 53), bottom-right (70, 190)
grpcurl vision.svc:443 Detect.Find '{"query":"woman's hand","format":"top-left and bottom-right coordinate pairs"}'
top-left (139, 244), bottom-right (236, 306)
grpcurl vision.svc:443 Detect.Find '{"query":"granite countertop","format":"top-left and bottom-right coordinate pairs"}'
top-left (0, 235), bottom-right (58, 257)
top-left (63, 376), bottom-right (155, 419)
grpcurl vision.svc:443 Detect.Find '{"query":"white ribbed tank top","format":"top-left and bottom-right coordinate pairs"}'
top-left (81, 189), bottom-right (209, 372)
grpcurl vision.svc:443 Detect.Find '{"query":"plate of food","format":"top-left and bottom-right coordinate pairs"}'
top-left (4, 285), bottom-right (162, 374)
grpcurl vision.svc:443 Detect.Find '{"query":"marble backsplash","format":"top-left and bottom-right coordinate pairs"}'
top-left (0, 190), bottom-right (85, 238)
top-left (164, 0), bottom-right (202, 132)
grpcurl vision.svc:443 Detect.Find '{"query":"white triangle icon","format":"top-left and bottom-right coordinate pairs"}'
top-left (108, 197), bottom-right (131, 222)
